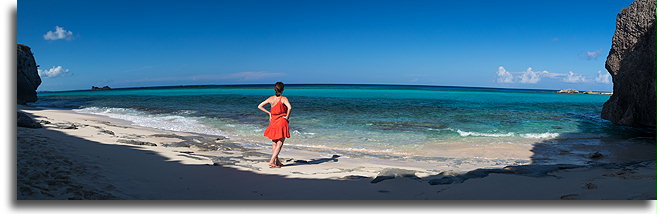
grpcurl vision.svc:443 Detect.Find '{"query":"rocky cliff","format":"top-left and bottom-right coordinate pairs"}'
top-left (601, 0), bottom-right (656, 128)
top-left (17, 44), bottom-right (42, 104)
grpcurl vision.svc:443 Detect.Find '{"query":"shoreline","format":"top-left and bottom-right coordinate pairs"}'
top-left (17, 106), bottom-right (655, 199)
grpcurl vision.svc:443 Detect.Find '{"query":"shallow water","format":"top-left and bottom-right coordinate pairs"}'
top-left (35, 84), bottom-right (649, 164)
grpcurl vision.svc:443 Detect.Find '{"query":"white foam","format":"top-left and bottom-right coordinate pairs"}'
top-left (454, 129), bottom-right (573, 140)
top-left (519, 132), bottom-right (560, 139)
top-left (75, 107), bottom-right (227, 136)
top-left (456, 129), bottom-right (515, 137)
top-left (292, 130), bottom-right (317, 136)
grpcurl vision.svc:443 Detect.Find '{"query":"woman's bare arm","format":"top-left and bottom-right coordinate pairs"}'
top-left (282, 97), bottom-right (292, 120)
top-left (257, 97), bottom-right (271, 118)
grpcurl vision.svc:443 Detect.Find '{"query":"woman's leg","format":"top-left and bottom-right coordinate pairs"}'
top-left (275, 157), bottom-right (283, 166)
top-left (271, 142), bottom-right (276, 156)
top-left (275, 138), bottom-right (285, 166)
top-left (269, 141), bottom-right (277, 166)
top-left (269, 138), bottom-right (285, 167)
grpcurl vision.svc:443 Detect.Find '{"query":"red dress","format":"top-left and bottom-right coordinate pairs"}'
top-left (263, 98), bottom-right (290, 141)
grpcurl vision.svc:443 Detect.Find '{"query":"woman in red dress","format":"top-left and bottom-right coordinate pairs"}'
top-left (258, 82), bottom-right (292, 168)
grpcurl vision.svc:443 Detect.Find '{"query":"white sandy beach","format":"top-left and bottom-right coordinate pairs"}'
top-left (16, 106), bottom-right (656, 200)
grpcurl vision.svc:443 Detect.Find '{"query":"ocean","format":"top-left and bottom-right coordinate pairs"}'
top-left (34, 84), bottom-right (648, 166)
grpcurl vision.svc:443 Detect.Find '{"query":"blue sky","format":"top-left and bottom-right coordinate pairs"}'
top-left (18, 0), bottom-right (632, 91)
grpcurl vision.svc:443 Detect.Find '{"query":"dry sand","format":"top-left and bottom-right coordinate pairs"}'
top-left (16, 107), bottom-right (656, 199)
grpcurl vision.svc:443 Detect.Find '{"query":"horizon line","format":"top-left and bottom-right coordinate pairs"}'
top-left (36, 83), bottom-right (613, 94)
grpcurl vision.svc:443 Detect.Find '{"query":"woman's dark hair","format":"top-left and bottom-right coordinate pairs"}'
top-left (274, 82), bottom-right (284, 97)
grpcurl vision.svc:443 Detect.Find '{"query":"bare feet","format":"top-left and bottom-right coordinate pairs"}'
top-left (268, 162), bottom-right (281, 168)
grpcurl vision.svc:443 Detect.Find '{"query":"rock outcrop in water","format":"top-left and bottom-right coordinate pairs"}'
top-left (583, 91), bottom-right (613, 95)
top-left (557, 89), bottom-right (580, 94)
top-left (91, 86), bottom-right (112, 90)
top-left (17, 44), bottom-right (41, 104)
top-left (601, 0), bottom-right (656, 128)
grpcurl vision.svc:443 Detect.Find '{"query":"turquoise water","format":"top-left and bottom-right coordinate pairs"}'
top-left (35, 84), bottom-right (634, 155)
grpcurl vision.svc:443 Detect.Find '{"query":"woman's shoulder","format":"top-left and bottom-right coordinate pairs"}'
top-left (263, 96), bottom-right (275, 102)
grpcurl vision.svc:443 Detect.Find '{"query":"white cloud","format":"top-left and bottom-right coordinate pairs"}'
top-left (43, 26), bottom-right (74, 40)
top-left (519, 67), bottom-right (541, 84)
top-left (495, 66), bottom-right (606, 84)
top-left (38, 66), bottom-right (70, 78)
top-left (540, 70), bottom-right (565, 78)
top-left (585, 50), bottom-right (601, 60)
top-left (563, 71), bottom-right (588, 83)
top-left (496, 66), bottom-right (514, 83)
top-left (595, 70), bottom-right (611, 84)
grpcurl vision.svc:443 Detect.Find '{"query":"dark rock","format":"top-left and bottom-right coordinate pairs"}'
top-left (428, 176), bottom-right (458, 185)
top-left (54, 123), bottom-right (78, 129)
top-left (502, 164), bottom-right (580, 177)
top-left (17, 111), bottom-right (42, 128)
top-left (191, 143), bottom-right (219, 151)
top-left (116, 139), bottom-right (157, 147)
top-left (207, 156), bottom-right (238, 166)
top-left (342, 175), bottom-right (369, 180)
top-left (371, 168), bottom-right (419, 183)
top-left (371, 175), bottom-right (395, 184)
top-left (37, 120), bottom-right (51, 124)
top-left (601, 0), bottom-right (656, 128)
top-left (99, 129), bottom-right (115, 135)
top-left (583, 91), bottom-right (612, 95)
top-left (584, 183), bottom-right (598, 190)
top-left (154, 134), bottom-right (225, 151)
top-left (163, 141), bottom-right (193, 148)
top-left (91, 86), bottom-right (112, 90)
top-left (242, 151), bottom-right (268, 158)
top-left (427, 164), bottom-right (582, 186)
top-left (589, 152), bottom-right (604, 159)
top-left (560, 194), bottom-right (579, 200)
top-left (17, 44), bottom-right (41, 104)
top-left (557, 89), bottom-right (580, 94)
top-left (150, 133), bottom-right (184, 139)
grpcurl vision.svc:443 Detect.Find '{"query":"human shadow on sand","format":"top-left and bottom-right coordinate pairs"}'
top-left (283, 155), bottom-right (340, 167)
